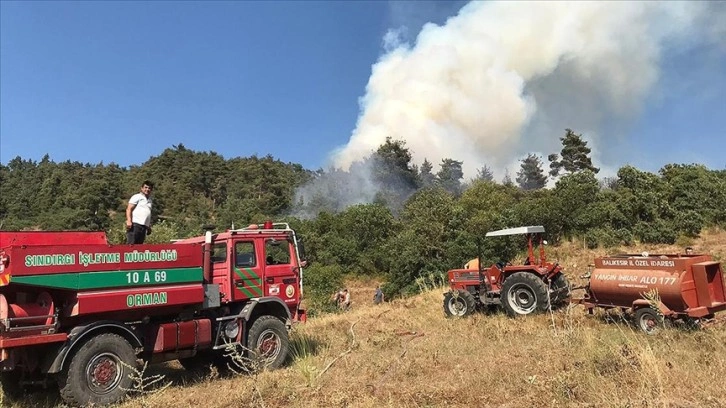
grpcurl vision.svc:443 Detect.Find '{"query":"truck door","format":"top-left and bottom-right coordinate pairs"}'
top-left (210, 243), bottom-right (233, 301)
top-left (264, 238), bottom-right (300, 307)
top-left (232, 240), bottom-right (264, 300)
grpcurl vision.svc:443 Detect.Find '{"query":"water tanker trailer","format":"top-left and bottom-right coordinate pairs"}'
top-left (0, 222), bottom-right (307, 405)
top-left (574, 251), bottom-right (726, 333)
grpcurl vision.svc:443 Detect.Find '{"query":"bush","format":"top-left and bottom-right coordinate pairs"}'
top-left (674, 210), bottom-right (704, 238)
top-left (301, 264), bottom-right (344, 316)
top-left (614, 228), bottom-right (633, 246)
top-left (634, 220), bottom-right (677, 244)
top-left (583, 228), bottom-right (620, 249)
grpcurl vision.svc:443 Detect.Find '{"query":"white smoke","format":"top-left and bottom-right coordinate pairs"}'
top-left (332, 1), bottom-right (724, 180)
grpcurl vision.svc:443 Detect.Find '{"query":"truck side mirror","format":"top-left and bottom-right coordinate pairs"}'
top-left (297, 239), bottom-right (307, 263)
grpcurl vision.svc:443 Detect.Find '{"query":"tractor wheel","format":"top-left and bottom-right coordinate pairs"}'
top-left (246, 316), bottom-right (290, 370)
top-left (634, 307), bottom-right (665, 335)
top-left (443, 290), bottom-right (476, 318)
top-left (57, 333), bottom-right (137, 406)
top-left (549, 273), bottom-right (571, 307)
top-left (501, 272), bottom-right (550, 317)
top-left (1, 371), bottom-right (23, 403)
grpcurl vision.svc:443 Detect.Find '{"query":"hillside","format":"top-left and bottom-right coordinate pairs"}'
top-left (8, 229), bottom-right (726, 408)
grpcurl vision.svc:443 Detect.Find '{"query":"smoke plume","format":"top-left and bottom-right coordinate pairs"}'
top-left (332, 1), bottom-right (724, 179)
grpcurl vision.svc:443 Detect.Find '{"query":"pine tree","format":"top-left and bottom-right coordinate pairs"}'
top-left (516, 154), bottom-right (547, 190)
top-left (436, 158), bottom-right (464, 195)
top-left (475, 165), bottom-right (494, 182)
top-left (548, 128), bottom-right (600, 177)
top-left (372, 137), bottom-right (419, 189)
top-left (502, 169), bottom-right (514, 186)
top-left (419, 159), bottom-right (436, 188)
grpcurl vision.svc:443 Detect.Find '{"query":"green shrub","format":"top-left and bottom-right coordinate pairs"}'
top-left (584, 228), bottom-right (620, 249)
top-left (634, 220), bottom-right (677, 244)
top-left (301, 264), bottom-right (344, 316)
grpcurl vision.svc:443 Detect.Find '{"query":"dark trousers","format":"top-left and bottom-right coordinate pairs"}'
top-left (126, 223), bottom-right (148, 244)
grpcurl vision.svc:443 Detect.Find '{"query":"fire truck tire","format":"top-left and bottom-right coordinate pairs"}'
top-left (501, 272), bottom-right (549, 317)
top-left (247, 315), bottom-right (290, 370)
top-left (634, 307), bottom-right (665, 335)
top-left (57, 333), bottom-right (137, 406)
top-left (443, 290), bottom-right (476, 317)
top-left (549, 273), bottom-right (571, 306)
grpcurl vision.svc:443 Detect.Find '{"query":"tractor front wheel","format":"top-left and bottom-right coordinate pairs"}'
top-left (501, 272), bottom-right (549, 317)
top-left (443, 289), bottom-right (476, 318)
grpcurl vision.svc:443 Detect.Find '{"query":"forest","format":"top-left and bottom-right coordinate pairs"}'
top-left (2, 129), bottom-right (726, 313)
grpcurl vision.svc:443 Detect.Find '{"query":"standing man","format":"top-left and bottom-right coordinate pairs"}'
top-left (340, 288), bottom-right (351, 310)
top-left (126, 181), bottom-right (154, 244)
top-left (373, 285), bottom-right (384, 305)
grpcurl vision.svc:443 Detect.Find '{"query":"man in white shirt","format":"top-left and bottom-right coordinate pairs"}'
top-left (125, 181), bottom-right (154, 244)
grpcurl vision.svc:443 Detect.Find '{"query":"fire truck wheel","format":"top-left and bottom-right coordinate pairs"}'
top-left (501, 272), bottom-right (549, 317)
top-left (634, 307), bottom-right (664, 335)
top-left (247, 316), bottom-right (290, 370)
top-left (57, 333), bottom-right (137, 406)
top-left (443, 290), bottom-right (476, 317)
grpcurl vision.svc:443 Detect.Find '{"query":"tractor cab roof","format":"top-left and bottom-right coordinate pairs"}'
top-left (485, 226), bottom-right (545, 237)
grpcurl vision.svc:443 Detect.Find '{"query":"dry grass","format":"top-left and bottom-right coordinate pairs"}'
top-left (8, 230), bottom-right (726, 408)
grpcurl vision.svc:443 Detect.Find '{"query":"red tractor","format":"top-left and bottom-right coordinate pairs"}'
top-left (443, 226), bottom-right (570, 317)
top-left (0, 222), bottom-right (307, 405)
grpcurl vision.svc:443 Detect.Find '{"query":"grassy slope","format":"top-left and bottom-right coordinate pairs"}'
top-left (8, 229), bottom-right (726, 408)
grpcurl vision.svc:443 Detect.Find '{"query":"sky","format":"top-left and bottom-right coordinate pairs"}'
top-left (1, 1), bottom-right (725, 180)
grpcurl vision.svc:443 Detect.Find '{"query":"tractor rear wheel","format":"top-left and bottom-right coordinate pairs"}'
top-left (443, 289), bottom-right (476, 318)
top-left (1, 371), bottom-right (23, 403)
top-left (549, 273), bottom-right (571, 307)
top-left (501, 272), bottom-right (549, 317)
top-left (634, 307), bottom-right (664, 335)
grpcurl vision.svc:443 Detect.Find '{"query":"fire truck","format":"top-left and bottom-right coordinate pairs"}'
top-left (0, 221), bottom-right (307, 405)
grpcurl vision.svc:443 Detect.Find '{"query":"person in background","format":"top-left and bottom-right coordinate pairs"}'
top-left (464, 258), bottom-right (479, 270)
top-left (332, 289), bottom-right (344, 306)
top-left (685, 247), bottom-right (694, 255)
top-left (373, 285), bottom-right (384, 305)
top-left (340, 288), bottom-right (351, 310)
top-left (126, 181), bottom-right (154, 244)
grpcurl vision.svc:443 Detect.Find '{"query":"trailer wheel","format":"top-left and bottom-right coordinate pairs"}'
top-left (634, 308), bottom-right (664, 335)
top-left (57, 333), bottom-right (137, 406)
top-left (247, 316), bottom-right (289, 370)
top-left (443, 290), bottom-right (476, 317)
top-left (501, 272), bottom-right (549, 317)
